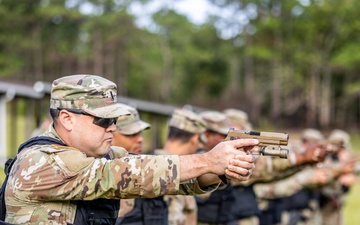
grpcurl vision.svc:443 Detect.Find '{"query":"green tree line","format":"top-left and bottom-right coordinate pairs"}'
top-left (1, 0), bottom-right (360, 130)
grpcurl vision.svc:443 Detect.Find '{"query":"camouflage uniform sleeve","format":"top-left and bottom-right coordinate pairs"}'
top-left (178, 178), bottom-right (220, 195)
top-left (249, 157), bottom-right (303, 183)
top-left (7, 144), bottom-right (182, 202)
top-left (253, 167), bottom-right (315, 199)
top-left (154, 149), bottom-right (220, 195)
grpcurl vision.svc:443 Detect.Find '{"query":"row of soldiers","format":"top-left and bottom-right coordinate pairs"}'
top-left (107, 104), bottom-right (358, 225)
top-left (4, 75), bottom-right (258, 225)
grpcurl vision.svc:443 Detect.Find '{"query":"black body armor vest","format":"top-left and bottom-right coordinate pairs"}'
top-left (196, 184), bottom-right (236, 224)
top-left (16, 136), bottom-right (120, 225)
top-left (116, 196), bottom-right (168, 225)
top-left (232, 185), bottom-right (261, 219)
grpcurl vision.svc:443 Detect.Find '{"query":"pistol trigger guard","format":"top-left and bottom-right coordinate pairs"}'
top-left (259, 146), bottom-right (266, 155)
top-left (218, 175), bottom-right (229, 184)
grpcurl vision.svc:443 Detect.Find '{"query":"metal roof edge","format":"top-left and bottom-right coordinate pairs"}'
top-left (0, 81), bottom-right (44, 99)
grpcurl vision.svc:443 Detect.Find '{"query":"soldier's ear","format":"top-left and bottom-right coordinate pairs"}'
top-left (190, 134), bottom-right (200, 146)
top-left (58, 110), bottom-right (75, 131)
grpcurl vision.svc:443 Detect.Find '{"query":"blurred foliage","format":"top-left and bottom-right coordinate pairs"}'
top-left (1, 0), bottom-right (360, 129)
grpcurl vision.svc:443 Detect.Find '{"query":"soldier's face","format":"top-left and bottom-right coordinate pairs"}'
top-left (112, 131), bottom-right (144, 154)
top-left (69, 112), bottom-right (117, 158)
top-left (205, 132), bottom-right (227, 149)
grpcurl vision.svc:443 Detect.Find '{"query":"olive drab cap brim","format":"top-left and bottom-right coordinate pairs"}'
top-left (199, 110), bottom-right (231, 135)
top-left (50, 74), bottom-right (130, 118)
top-left (115, 103), bottom-right (151, 135)
top-left (168, 108), bottom-right (207, 134)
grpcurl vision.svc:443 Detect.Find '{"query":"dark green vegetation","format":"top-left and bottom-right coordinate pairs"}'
top-left (1, 0), bottom-right (360, 130)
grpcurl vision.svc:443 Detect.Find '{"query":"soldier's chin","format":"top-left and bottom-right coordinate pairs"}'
top-left (134, 148), bottom-right (142, 154)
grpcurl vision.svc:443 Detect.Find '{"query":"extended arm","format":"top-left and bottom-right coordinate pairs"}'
top-left (179, 138), bottom-right (258, 187)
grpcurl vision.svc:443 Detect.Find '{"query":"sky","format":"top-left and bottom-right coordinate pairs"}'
top-left (171, 0), bottom-right (215, 24)
top-left (127, 0), bottom-right (217, 28)
top-left (77, 0), bottom-right (258, 39)
top-left (76, 0), bottom-right (310, 39)
top-left (127, 0), bottom-right (257, 39)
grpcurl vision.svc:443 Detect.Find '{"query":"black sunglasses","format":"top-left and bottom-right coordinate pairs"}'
top-left (57, 107), bottom-right (117, 129)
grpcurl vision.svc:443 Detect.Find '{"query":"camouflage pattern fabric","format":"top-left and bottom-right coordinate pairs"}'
top-left (328, 129), bottom-right (352, 151)
top-left (236, 216), bottom-right (259, 225)
top-left (318, 131), bottom-right (353, 225)
top-left (5, 126), bottom-right (217, 224)
top-left (241, 156), bottom-right (303, 185)
top-left (198, 111), bottom-right (231, 135)
top-left (164, 194), bottom-right (197, 225)
top-left (115, 103), bottom-right (150, 135)
top-left (168, 108), bottom-right (207, 134)
top-left (50, 74), bottom-right (129, 118)
top-left (223, 108), bottom-right (253, 131)
top-left (197, 221), bottom-right (237, 225)
top-left (301, 128), bottom-right (324, 143)
top-left (155, 149), bottom-right (200, 225)
top-left (253, 167), bottom-right (319, 200)
top-left (118, 199), bottom-right (135, 218)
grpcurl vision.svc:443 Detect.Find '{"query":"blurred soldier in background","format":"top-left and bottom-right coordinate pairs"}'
top-left (112, 103), bottom-right (150, 154)
top-left (154, 108), bottom-right (207, 225)
top-left (111, 103), bottom-right (168, 225)
top-left (223, 108), bottom-right (253, 131)
top-left (223, 108), bottom-right (261, 225)
top-left (279, 128), bottom-right (330, 225)
top-left (195, 110), bottom-right (239, 225)
top-left (318, 129), bottom-right (358, 225)
top-left (252, 128), bottom-right (329, 225)
top-left (253, 127), bottom-right (357, 225)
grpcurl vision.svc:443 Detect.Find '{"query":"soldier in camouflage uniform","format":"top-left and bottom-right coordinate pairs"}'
top-left (253, 128), bottom-right (330, 225)
top-left (223, 108), bottom-right (261, 225)
top-left (288, 128), bottom-right (356, 225)
top-left (318, 129), bottom-right (358, 225)
top-left (223, 108), bottom-right (253, 131)
top-left (112, 103), bottom-right (151, 155)
top-left (223, 110), bottom-right (331, 225)
top-left (4, 75), bottom-right (257, 225)
top-left (111, 103), bottom-right (168, 225)
top-left (155, 108), bottom-right (208, 225)
top-left (195, 110), bottom-right (239, 225)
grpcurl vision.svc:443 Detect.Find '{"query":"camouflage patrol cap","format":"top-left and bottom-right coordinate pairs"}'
top-left (115, 103), bottom-right (150, 135)
top-left (223, 108), bottom-right (252, 130)
top-left (168, 108), bottom-right (207, 134)
top-left (199, 110), bottom-right (231, 135)
top-left (328, 129), bottom-right (351, 149)
top-left (50, 75), bottom-right (129, 118)
top-left (301, 128), bottom-right (324, 142)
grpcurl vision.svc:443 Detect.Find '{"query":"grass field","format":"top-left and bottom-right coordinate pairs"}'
top-left (343, 182), bottom-right (360, 225)
top-left (341, 132), bottom-right (360, 225)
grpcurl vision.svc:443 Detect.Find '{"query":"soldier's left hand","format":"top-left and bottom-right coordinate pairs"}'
top-left (225, 153), bottom-right (256, 181)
